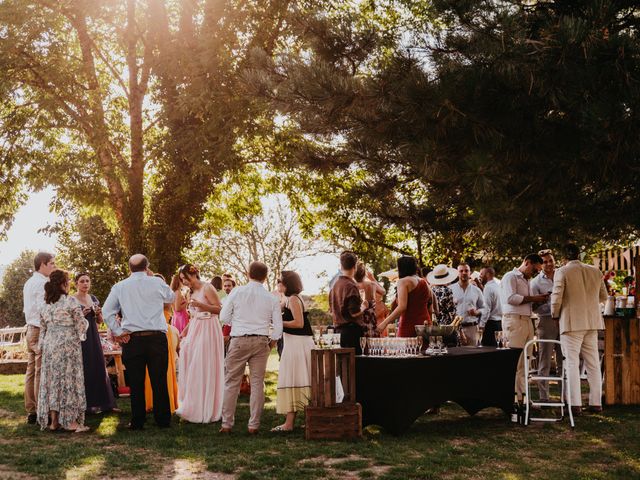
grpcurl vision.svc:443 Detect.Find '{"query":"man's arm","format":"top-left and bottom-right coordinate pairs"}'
top-left (598, 277), bottom-right (608, 304)
top-left (219, 290), bottom-right (234, 326)
top-left (159, 279), bottom-right (176, 304)
top-left (480, 286), bottom-right (494, 327)
top-left (550, 269), bottom-right (565, 318)
top-left (270, 297), bottom-right (283, 342)
top-left (102, 287), bottom-right (124, 337)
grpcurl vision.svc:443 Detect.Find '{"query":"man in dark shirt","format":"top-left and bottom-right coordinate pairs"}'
top-left (329, 251), bottom-right (367, 354)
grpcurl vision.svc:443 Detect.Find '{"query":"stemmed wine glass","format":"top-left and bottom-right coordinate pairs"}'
top-left (495, 331), bottom-right (503, 349)
top-left (359, 336), bottom-right (367, 355)
top-left (436, 336), bottom-right (443, 355)
top-left (416, 336), bottom-right (423, 355)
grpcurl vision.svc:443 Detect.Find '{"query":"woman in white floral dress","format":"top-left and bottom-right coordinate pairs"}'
top-left (37, 270), bottom-right (89, 432)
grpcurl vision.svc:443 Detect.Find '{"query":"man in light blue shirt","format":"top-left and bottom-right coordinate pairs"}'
top-left (102, 254), bottom-right (175, 430)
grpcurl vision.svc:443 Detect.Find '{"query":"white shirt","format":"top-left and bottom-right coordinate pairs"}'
top-left (23, 272), bottom-right (48, 327)
top-left (220, 280), bottom-right (283, 341)
top-left (480, 279), bottom-right (502, 327)
top-left (102, 272), bottom-right (175, 336)
top-left (450, 282), bottom-right (484, 325)
top-left (501, 268), bottom-right (532, 316)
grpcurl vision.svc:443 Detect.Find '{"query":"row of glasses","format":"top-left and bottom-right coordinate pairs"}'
top-left (312, 327), bottom-right (342, 349)
top-left (361, 337), bottom-right (423, 357)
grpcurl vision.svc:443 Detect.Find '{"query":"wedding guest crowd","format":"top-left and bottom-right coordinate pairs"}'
top-left (21, 241), bottom-right (609, 434)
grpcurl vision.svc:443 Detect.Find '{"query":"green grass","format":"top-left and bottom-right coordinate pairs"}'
top-left (0, 364), bottom-right (639, 480)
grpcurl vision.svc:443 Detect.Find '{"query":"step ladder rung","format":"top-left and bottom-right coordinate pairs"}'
top-left (530, 401), bottom-right (565, 407)
top-left (528, 417), bottom-right (564, 423)
top-left (528, 376), bottom-right (563, 381)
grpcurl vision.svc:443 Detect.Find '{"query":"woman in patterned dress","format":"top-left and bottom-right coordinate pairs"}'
top-left (37, 270), bottom-right (89, 432)
top-left (427, 264), bottom-right (459, 346)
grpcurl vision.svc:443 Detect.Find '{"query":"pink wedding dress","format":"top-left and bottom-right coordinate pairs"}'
top-left (176, 288), bottom-right (225, 423)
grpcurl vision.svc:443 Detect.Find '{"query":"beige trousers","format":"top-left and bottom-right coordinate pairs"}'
top-left (24, 325), bottom-right (42, 414)
top-left (536, 316), bottom-right (563, 400)
top-left (502, 314), bottom-right (534, 401)
top-left (221, 336), bottom-right (271, 430)
top-left (561, 330), bottom-right (601, 407)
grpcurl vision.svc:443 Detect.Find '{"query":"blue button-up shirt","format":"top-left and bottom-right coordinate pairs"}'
top-left (530, 271), bottom-right (554, 317)
top-left (102, 272), bottom-right (175, 336)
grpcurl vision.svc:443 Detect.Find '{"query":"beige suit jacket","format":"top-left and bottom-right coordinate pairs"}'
top-left (550, 260), bottom-right (608, 334)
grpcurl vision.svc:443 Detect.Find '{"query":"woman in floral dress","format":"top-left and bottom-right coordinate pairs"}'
top-left (37, 270), bottom-right (89, 432)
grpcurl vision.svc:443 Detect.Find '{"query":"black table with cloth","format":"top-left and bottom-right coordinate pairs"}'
top-left (355, 346), bottom-right (522, 434)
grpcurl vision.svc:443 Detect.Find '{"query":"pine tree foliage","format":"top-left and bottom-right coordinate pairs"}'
top-left (250, 0), bottom-right (640, 257)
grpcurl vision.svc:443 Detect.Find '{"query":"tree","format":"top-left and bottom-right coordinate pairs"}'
top-left (53, 215), bottom-right (129, 302)
top-left (250, 0), bottom-right (640, 259)
top-left (0, 250), bottom-right (35, 327)
top-left (0, 0), bottom-right (293, 277)
top-left (188, 193), bottom-right (320, 291)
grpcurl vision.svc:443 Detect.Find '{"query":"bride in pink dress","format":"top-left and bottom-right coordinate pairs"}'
top-left (175, 264), bottom-right (225, 423)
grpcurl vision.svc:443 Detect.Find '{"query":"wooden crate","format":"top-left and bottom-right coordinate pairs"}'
top-left (306, 348), bottom-right (362, 439)
top-left (604, 315), bottom-right (640, 405)
top-left (310, 348), bottom-right (357, 407)
top-left (305, 403), bottom-right (362, 440)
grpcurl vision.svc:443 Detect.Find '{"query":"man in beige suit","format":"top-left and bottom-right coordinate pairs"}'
top-left (551, 243), bottom-right (608, 415)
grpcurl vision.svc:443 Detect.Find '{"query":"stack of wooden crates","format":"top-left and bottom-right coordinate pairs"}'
top-left (305, 347), bottom-right (362, 440)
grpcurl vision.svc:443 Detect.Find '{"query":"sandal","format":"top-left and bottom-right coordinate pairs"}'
top-left (270, 425), bottom-right (293, 433)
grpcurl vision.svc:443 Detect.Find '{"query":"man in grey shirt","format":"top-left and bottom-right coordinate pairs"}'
top-left (531, 249), bottom-right (563, 402)
top-left (103, 254), bottom-right (175, 430)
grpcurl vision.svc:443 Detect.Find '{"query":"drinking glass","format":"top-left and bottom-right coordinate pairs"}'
top-left (436, 336), bottom-right (443, 355)
top-left (416, 336), bottom-right (423, 355)
top-left (333, 333), bottom-right (341, 348)
top-left (322, 334), bottom-right (332, 349)
top-left (359, 336), bottom-right (367, 355)
top-left (312, 327), bottom-right (321, 347)
top-left (495, 331), bottom-right (503, 349)
top-left (427, 338), bottom-right (436, 355)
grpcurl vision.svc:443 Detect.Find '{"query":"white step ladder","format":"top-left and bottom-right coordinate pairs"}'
top-left (523, 339), bottom-right (575, 428)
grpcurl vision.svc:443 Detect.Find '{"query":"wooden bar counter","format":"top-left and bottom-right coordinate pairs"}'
top-left (604, 315), bottom-right (640, 405)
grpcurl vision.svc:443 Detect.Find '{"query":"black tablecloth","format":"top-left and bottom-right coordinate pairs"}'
top-left (355, 347), bottom-right (522, 434)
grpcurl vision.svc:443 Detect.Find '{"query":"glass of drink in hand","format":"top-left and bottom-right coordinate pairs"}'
top-left (360, 337), bottom-right (367, 355)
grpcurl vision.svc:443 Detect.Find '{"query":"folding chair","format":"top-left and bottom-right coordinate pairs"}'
top-left (523, 339), bottom-right (575, 428)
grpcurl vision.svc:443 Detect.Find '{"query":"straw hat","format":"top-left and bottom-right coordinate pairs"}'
top-left (427, 264), bottom-right (458, 285)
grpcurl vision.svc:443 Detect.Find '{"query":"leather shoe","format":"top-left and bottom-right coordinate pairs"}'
top-left (247, 428), bottom-right (259, 435)
top-left (586, 406), bottom-right (603, 414)
top-left (571, 406), bottom-right (582, 417)
top-left (27, 413), bottom-right (37, 425)
top-left (219, 427), bottom-right (232, 434)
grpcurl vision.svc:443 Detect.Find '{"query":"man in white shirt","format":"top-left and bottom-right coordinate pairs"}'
top-left (480, 267), bottom-right (502, 346)
top-left (551, 243), bottom-right (608, 416)
top-left (530, 249), bottom-right (562, 401)
top-left (219, 261), bottom-right (283, 434)
top-left (450, 263), bottom-right (484, 346)
top-left (22, 252), bottom-right (56, 424)
top-left (501, 253), bottom-right (548, 401)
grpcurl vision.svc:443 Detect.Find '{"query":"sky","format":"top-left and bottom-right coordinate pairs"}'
top-left (0, 188), bottom-right (338, 294)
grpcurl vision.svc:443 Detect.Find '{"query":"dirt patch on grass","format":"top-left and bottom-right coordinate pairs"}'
top-left (298, 455), bottom-right (391, 479)
top-left (159, 459), bottom-right (236, 480)
top-left (0, 465), bottom-right (38, 479)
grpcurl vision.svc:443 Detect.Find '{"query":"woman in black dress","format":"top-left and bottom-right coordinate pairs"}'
top-left (73, 272), bottom-right (117, 413)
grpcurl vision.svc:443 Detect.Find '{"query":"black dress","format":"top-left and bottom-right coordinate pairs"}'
top-left (80, 295), bottom-right (117, 412)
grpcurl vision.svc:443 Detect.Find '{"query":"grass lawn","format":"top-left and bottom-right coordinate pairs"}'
top-left (0, 358), bottom-right (639, 480)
